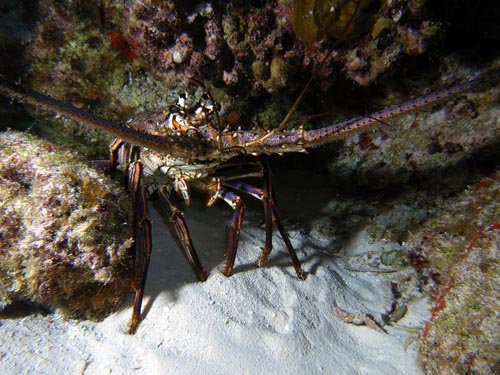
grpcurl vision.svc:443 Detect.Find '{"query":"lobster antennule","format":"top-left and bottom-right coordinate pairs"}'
top-left (0, 78), bottom-right (215, 158)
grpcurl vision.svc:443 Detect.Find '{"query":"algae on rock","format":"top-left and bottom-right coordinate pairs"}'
top-left (407, 172), bottom-right (500, 374)
top-left (0, 131), bottom-right (133, 318)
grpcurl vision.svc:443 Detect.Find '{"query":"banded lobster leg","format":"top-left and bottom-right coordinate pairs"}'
top-left (110, 139), bottom-right (208, 333)
top-left (221, 160), bottom-right (305, 280)
top-left (127, 160), bottom-right (153, 334)
top-left (157, 187), bottom-right (208, 283)
top-left (214, 189), bottom-right (245, 277)
top-left (110, 138), bottom-right (152, 333)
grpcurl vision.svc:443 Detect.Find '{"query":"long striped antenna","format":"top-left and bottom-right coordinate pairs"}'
top-left (0, 77), bottom-right (217, 158)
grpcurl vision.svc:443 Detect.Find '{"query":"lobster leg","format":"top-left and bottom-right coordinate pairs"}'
top-left (216, 190), bottom-right (244, 277)
top-left (128, 161), bottom-right (153, 334)
top-left (157, 187), bottom-right (208, 282)
top-left (221, 168), bottom-right (305, 279)
top-left (269, 200), bottom-right (305, 280)
top-left (223, 181), bottom-right (273, 267)
top-left (262, 160), bottom-right (305, 279)
top-left (257, 160), bottom-right (273, 267)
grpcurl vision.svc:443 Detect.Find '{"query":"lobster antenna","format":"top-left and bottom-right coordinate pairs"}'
top-left (364, 114), bottom-right (393, 128)
top-left (245, 0), bottom-right (364, 147)
top-left (286, 110), bottom-right (394, 129)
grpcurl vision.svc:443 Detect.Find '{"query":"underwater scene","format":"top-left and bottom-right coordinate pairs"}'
top-left (0, 1), bottom-right (499, 374)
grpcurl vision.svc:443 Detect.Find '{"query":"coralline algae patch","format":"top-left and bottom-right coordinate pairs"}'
top-left (0, 131), bottom-right (133, 318)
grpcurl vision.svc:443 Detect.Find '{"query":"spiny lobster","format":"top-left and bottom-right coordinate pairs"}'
top-left (0, 65), bottom-right (498, 333)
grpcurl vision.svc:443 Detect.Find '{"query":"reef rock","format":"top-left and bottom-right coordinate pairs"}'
top-left (0, 131), bottom-right (133, 317)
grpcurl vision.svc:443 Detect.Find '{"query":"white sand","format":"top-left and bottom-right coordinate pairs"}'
top-left (0, 190), bottom-right (428, 375)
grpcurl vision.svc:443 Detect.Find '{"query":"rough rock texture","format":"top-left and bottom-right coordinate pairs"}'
top-left (407, 173), bottom-right (500, 374)
top-left (1, 0), bottom-right (498, 150)
top-left (0, 131), bottom-right (133, 317)
top-left (327, 60), bottom-right (500, 193)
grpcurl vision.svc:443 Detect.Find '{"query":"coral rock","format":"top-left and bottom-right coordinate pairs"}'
top-left (0, 131), bottom-right (133, 318)
top-left (407, 173), bottom-right (500, 374)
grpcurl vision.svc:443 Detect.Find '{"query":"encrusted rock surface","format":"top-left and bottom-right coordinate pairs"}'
top-left (0, 131), bottom-right (133, 317)
top-left (407, 173), bottom-right (500, 374)
top-left (2, 0), bottom-right (498, 145)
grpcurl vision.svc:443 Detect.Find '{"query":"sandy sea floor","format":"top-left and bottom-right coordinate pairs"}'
top-left (0, 170), bottom-right (430, 375)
